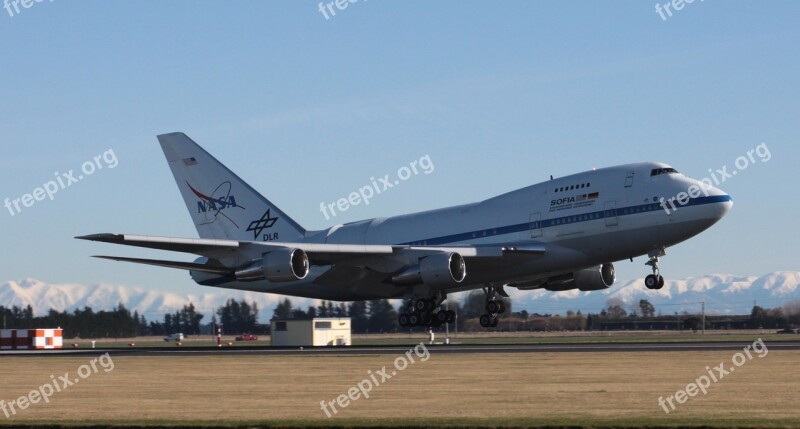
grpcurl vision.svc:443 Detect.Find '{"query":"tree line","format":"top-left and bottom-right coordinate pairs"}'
top-left (0, 299), bottom-right (261, 338)
top-left (2, 296), bottom-right (798, 338)
top-left (270, 298), bottom-right (399, 333)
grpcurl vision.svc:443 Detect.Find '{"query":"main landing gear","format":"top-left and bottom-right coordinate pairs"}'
top-left (479, 284), bottom-right (508, 328)
top-left (398, 294), bottom-right (455, 328)
top-left (644, 248), bottom-right (666, 290)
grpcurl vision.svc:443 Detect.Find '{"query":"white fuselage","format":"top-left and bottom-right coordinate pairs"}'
top-left (195, 162), bottom-right (732, 300)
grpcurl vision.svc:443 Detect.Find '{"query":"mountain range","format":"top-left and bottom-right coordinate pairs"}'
top-left (1, 271), bottom-right (798, 321)
top-left (0, 278), bottom-right (303, 322)
top-left (506, 271), bottom-right (800, 316)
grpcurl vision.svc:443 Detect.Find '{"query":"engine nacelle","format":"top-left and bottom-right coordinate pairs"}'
top-left (574, 263), bottom-right (616, 291)
top-left (189, 257), bottom-right (222, 285)
top-left (392, 252), bottom-right (467, 286)
top-left (422, 252), bottom-right (467, 284)
top-left (543, 263), bottom-right (616, 291)
top-left (235, 248), bottom-right (310, 282)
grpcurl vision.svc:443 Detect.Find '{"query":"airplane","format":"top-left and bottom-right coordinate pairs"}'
top-left (77, 133), bottom-right (733, 328)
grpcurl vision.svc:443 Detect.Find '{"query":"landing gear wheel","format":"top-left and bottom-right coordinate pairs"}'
top-left (644, 248), bottom-right (667, 290)
top-left (409, 313), bottom-right (421, 326)
top-left (398, 313), bottom-right (410, 327)
top-left (414, 300), bottom-right (428, 312)
top-left (645, 274), bottom-right (665, 290)
top-left (420, 312), bottom-right (433, 326)
top-left (480, 284), bottom-right (508, 329)
top-left (435, 310), bottom-right (449, 324)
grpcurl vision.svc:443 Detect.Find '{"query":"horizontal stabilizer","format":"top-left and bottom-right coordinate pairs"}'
top-left (93, 256), bottom-right (232, 274)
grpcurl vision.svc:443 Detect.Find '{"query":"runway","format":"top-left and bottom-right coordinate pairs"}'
top-left (2, 340), bottom-right (799, 357)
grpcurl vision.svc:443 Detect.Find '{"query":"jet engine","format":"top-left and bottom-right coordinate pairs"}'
top-left (543, 263), bottom-right (616, 291)
top-left (234, 248), bottom-right (310, 282)
top-left (392, 252), bottom-right (467, 286)
top-left (573, 263), bottom-right (616, 291)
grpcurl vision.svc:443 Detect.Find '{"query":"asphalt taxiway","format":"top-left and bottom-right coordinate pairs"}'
top-left (2, 341), bottom-right (799, 357)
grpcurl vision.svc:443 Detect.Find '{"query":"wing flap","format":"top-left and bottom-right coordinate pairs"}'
top-left (499, 244), bottom-right (547, 255)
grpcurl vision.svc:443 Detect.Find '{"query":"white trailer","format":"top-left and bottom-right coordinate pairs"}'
top-left (270, 318), bottom-right (351, 346)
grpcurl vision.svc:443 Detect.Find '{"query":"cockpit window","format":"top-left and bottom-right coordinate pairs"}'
top-left (650, 167), bottom-right (678, 176)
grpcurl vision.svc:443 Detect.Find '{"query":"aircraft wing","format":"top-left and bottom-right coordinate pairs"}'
top-left (76, 233), bottom-right (395, 263)
top-left (76, 233), bottom-right (545, 266)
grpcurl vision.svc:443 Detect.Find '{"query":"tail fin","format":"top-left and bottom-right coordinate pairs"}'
top-left (157, 132), bottom-right (306, 242)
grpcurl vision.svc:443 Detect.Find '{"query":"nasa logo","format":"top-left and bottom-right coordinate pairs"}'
top-left (196, 196), bottom-right (238, 213)
top-left (189, 182), bottom-right (241, 213)
top-left (187, 181), bottom-right (245, 227)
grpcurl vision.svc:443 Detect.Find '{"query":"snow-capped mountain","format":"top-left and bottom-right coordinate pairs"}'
top-left (0, 279), bottom-right (313, 321)
top-left (507, 271), bottom-right (800, 315)
top-left (1, 272), bottom-right (798, 319)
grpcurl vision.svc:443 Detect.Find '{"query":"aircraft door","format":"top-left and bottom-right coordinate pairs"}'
top-left (604, 201), bottom-right (618, 227)
top-left (529, 212), bottom-right (542, 238)
top-left (624, 171), bottom-right (635, 188)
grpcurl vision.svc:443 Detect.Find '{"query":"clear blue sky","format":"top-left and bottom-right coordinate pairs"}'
top-left (1, 1), bottom-right (798, 297)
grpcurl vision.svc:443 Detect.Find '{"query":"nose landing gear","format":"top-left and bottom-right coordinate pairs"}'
top-left (644, 248), bottom-right (666, 290)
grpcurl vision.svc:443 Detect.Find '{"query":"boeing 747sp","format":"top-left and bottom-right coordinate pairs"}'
top-left (78, 133), bottom-right (732, 328)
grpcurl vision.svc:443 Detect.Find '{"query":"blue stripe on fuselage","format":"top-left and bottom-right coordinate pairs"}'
top-left (399, 195), bottom-right (731, 246)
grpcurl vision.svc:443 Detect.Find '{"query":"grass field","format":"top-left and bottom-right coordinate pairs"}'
top-left (1, 344), bottom-right (799, 427)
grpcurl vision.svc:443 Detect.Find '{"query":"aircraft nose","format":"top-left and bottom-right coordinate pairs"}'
top-left (700, 183), bottom-right (733, 221)
top-left (710, 194), bottom-right (733, 221)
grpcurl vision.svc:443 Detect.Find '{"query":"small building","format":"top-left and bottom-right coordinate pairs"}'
top-left (1, 329), bottom-right (63, 350)
top-left (270, 318), bottom-right (351, 347)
